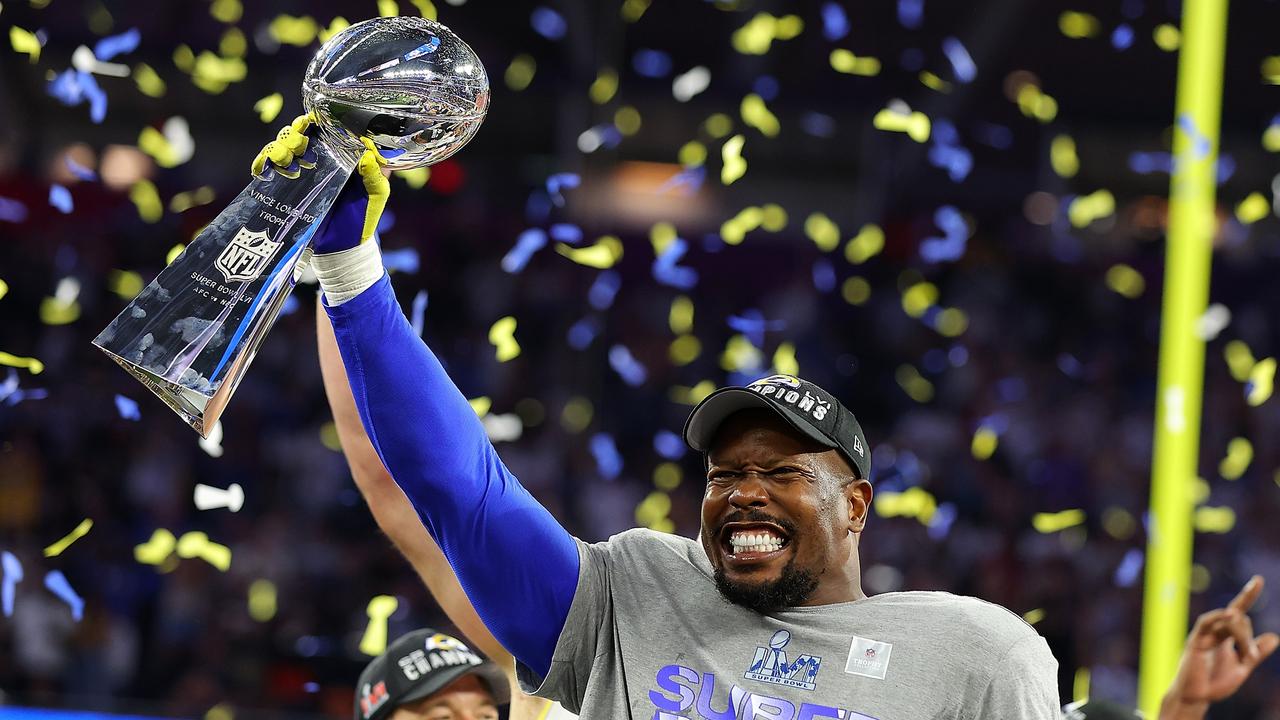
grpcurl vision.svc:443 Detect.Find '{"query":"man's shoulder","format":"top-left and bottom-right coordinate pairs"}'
top-left (866, 590), bottom-right (1044, 649)
top-left (585, 528), bottom-right (709, 574)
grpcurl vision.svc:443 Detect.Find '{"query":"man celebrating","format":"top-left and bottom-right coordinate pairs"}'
top-left (258, 118), bottom-right (1059, 717)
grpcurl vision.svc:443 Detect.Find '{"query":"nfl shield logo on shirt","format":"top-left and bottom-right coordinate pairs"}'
top-left (844, 635), bottom-right (893, 680)
top-left (743, 629), bottom-right (823, 691)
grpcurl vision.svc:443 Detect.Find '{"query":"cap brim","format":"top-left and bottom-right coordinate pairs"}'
top-left (683, 387), bottom-right (838, 454)
top-left (395, 661), bottom-right (512, 710)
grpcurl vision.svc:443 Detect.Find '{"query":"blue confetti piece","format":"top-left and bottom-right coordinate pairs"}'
top-left (376, 208), bottom-right (396, 234)
top-left (81, 71), bottom-right (108, 124)
top-left (502, 228), bottom-right (548, 274)
top-left (927, 502), bottom-right (956, 540)
top-left (928, 145), bottom-right (972, 182)
top-left (653, 430), bottom-right (686, 460)
top-left (947, 344), bottom-right (969, 367)
top-left (64, 155), bottom-right (97, 181)
top-left (44, 570), bottom-right (84, 622)
top-left (655, 165), bottom-right (706, 196)
top-left (812, 259), bottom-right (836, 292)
top-left (821, 2), bottom-right (850, 41)
top-left (114, 394), bottom-right (141, 421)
top-left (546, 172), bottom-right (581, 206)
top-left (3, 388), bottom-right (48, 406)
top-left (752, 75), bottom-right (780, 102)
top-left (531, 6), bottom-right (568, 40)
top-left (588, 270), bottom-right (622, 310)
top-left (1216, 154), bottom-right (1236, 183)
top-left (0, 371), bottom-right (17, 404)
top-left (941, 37), bottom-right (976, 83)
top-left (652, 237), bottom-right (699, 290)
top-left (1177, 113), bottom-right (1211, 159)
top-left (279, 295), bottom-right (300, 317)
top-left (382, 248), bottom-right (420, 274)
top-left (49, 184), bottom-right (73, 214)
top-left (932, 119), bottom-right (959, 146)
top-left (1128, 151), bottom-right (1173, 174)
top-left (94, 27), bottom-right (141, 61)
top-left (897, 0), bottom-right (924, 28)
top-left (1, 551), bottom-right (21, 618)
top-left (47, 70), bottom-right (108, 123)
top-left (0, 197), bottom-right (29, 223)
top-left (1110, 23), bottom-right (1134, 50)
top-left (632, 48), bottom-right (673, 78)
top-left (727, 310), bottom-right (785, 348)
top-left (1114, 548), bottom-right (1144, 588)
top-left (567, 316), bottom-right (600, 350)
top-left (589, 432), bottom-right (623, 480)
top-left (608, 344), bottom-right (647, 386)
top-left (919, 205), bottom-right (968, 262)
top-left (549, 223), bottom-right (583, 244)
top-left (410, 290), bottom-right (429, 337)
top-left (1057, 353), bottom-right (1084, 377)
top-left (800, 112), bottom-right (837, 138)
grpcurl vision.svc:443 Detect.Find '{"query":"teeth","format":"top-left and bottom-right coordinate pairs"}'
top-left (728, 529), bottom-right (786, 554)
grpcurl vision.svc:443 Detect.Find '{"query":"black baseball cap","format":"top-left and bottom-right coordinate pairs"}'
top-left (683, 374), bottom-right (871, 480)
top-left (1061, 700), bottom-right (1145, 720)
top-left (354, 629), bottom-right (510, 720)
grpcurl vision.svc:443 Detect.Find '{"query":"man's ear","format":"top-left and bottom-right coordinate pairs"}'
top-left (846, 479), bottom-right (872, 534)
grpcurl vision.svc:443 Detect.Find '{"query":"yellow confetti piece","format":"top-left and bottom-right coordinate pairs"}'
top-left (635, 491), bottom-right (674, 531)
top-left (740, 94), bottom-right (779, 138)
top-left (669, 380), bottom-right (716, 405)
top-left (731, 13), bottom-right (803, 55)
top-left (269, 14), bottom-right (318, 46)
top-left (468, 396), bottom-right (491, 417)
top-left (669, 335), bottom-right (701, 365)
top-left (359, 595), bottom-right (399, 656)
top-left (704, 113), bottom-right (734, 139)
top-left (0, 351), bottom-right (44, 375)
top-left (1225, 340), bottom-right (1256, 382)
top-left (488, 317), bottom-right (520, 362)
top-left (1248, 357), bottom-right (1275, 406)
top-left (829, 48), bottom-right (881, 77)
top-left (874, 487), bottom-right (937, 524)
top-left (1219, 437), bottom-right (1253, 480)
top-left (1016, 84), bottom-right (1058, 123)
top-left (773, 342), bottom-right (799, 376)
top-left (210, 0), bottom-right (242, 23)
top-left (972, 427), bottom-right (998, 460)
top-left (621, 0), bottom-right (651, 23)
top-left (1235, 192), bottom-right (1270, 224)
top-left (173, 44), bottom-right (195, 73)
top-left (654, 462), bottom-right (682, 490)
top-left (720, 207), bottom-right (762, 245)
top-left (205, 703), bottom-right (234, 720)
top-left (918, 71), bottom-right (952, 93)
top-left (841, 276), bottom-right (871, 305)
top-left (556, 235), bottom-right (623, 269)
top-left (408, 0), bottom-right (436, 19)
top-left (615, 105), bottom-right (642, 136)
top-left (377, 0), bottom-right (399, 17)
top-left (1023, 608), bottom-right (1045, 625)
top-left (804, 213), bottom-right (840, 252)
top-left (176, 531), bottom-right (232, 571)
top-left (0, 279), bottom-right (8, 301)
top-left (254, 92), bottom-right (284, 123)
top-left (39, 297), bottom-right (79, 325)
top-left (721, 334), bottom-right (763, 372)
top-left (760, 204), bottom-right (787, 231)
top-left (134, 63), bottom-right (166, 97)
top-left (678, 140), bottom-right (707, 168)
top-left (248, 579), bottom-right (276, 622)
top-left (166, 243), bottom-right (186, 265)
top-left (901, 282), bottom-right (938, 318)
top-left (560, 396), bottom-right (593, 433)
top-left (895, 365), bottom-right (933, 403)
top-left (650, 222), bottom-right (677, 255)
top-left (134, 528), bottom-right (177, 566)
top-left (138, 126), bottom-right (180, 168)
top-left (935, 308), bottom-right (968, 337)
top-left (191, 51), bottom-right (247, 93)
top-left (1032, 509), bottom-right (1085, 533)
top-left (1050, 135), bottom-right (1078, 178)
top-left (1102, 507), bottom-right (1137, 540)
top-left (1058, 11), bottom-right (1100, 39)
top-left (1264, 122), bottom-right (1280, 151)
top-left (43, 519), bottom-right (93, 557)
top-left (669, 295), bottom-right (694, 334)
top-left (505, 54), bottom-right (536, 91)
top-left (319, 421), bottom-right (342, 451)
top-left (845, 224), bottom-right (885, 264)
top-left (319, 17), bottom-right (351, 43)
top-left (169, 186), bottom-right (215, 213)
top-left (219, 27), bottom-right (247, 58)
top-left (1153, 23), bottom-right (1180, 52)
top-left (394, 167), bottom-right (430, 189)
top-left (130, 180), bottom-right (163, 223)
top-left (10, 26), bottom-right (41, 63)
top-left (1068, 189), bottom-right (1115, 228)
top-left (1190, 564), bottom-right (1211, 592)
top-left (873, 107), bottom-right (930, 143)
top-left (1194, 506), bottom-right (1236, 534)
top-left (721, 134), bottom-right (747, 185)
top-left (1191, 476), bottom-right (1211, 505)
top-left (1105, 264), bottom-right (1144, 299)
top-left (590, 68), bottom-right (618, 104)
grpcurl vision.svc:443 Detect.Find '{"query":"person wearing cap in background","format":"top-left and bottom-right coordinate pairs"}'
top-left (258, 126), bottom-right (1060, 716)
top-left (355, 628), bottom-right (509, 720)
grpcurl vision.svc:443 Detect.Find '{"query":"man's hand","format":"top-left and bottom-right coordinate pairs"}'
top-left (1160, 575), bottom-right (1280, 720)
top-left (250, 114), bottom-right (390, 254)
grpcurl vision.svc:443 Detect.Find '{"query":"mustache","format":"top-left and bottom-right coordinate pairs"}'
top-left (714, 509), bottom-right (799, 539)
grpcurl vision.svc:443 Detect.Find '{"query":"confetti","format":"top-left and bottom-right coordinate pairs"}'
top-left (1058, 11), bottom-right (1100, 39)
top-left (176, 531), bottom-right (232, 571)
top-left (319, 17), bottom-right (351, 43)
top-left (47, 184), bottom-right (72, 214)
top-left (1194, 506), bottom-right (1236, 534)
top-left (130, 179), bottom-right (163, 222)
top-left (110, 393), bottom-right (141, 420)
top-left (248, 579), bottom-right (276, 622)
top-left (42, 519), bottom-right (93, 559)
top-left (94, 27), bottom-right (140, 61)
top-left (653, 430), bottom-right (685, 460)
top-left (1104, 264), bottom-right (1144, 298)
top-left (359, 595), bottom-right (399, 656)
top-left (1219, 437), bottom-right (1253, 480)
top-left (901, 282), bottom-right (938, 318)
top-left (927, 120), bottom-right (972, 181)
top-left (1050, 135), bottom-right (1079, 178)
top-left (821, 2), bottom-right (849, 41)
top-left (1195, 303), bottom-right (1231, 341)
top-left (1111, 24), bottom-right (1135, 50)
top-left (972, 426), bottom-right (999, 460)
top-left (669, 335), bottom-right (701, 365)
top-left (0, 352), bottom-right (44, 375)
top-left (941, 37), bottom-right (975, 83)
top-left (210, 0), bottom-right (243, 23)
top-left (635, 491), bottom-right (674, 532)
top-left (829, 49), bottom-right (881, 77)
top-left (134, 529), bottom-right (177, 566)
top-left (632, 48), bottom-right (672, 78)
top-left (621, 0), bottom-right (651, 22)
top-left (654, 463), bottom-right (682, 490)
top-left (614, 106), bottom-right (642, 136)
top-left (841, 277), bottom-right (871, 305)
top-left (254, 92), bottom-right (284, 123)
top-left (9, 26), bottom-right (42, 62)
top-left (1032, 509), bottom-right (1085, 533)
top-left (669, 380), bottom-right (716, 406)
top-left (812, 259), bottom-right (836, 292)
top-left (170, 186), bottom-right (215, 213)
top-left (468, 397), bottom-right (492, 417)
top-left (1176, 114), bottom-right (1211, 159)
top-left (590, 433), bottom-right (623, 480)
top-left (567, 317), bottom-right (600, 350)
top-left (652, 238), bottom-right (697, 289)
top-left (0, 280), bottom-right (7, 301)
top-left (269, 14), bottom-right (319, 46)
top-left (0, 197), bottom-right (28, 223)
top-left (556, 235), bottom-right (623, 269)
top-left (546, 172), bottom-right (580, 205)
top-left (43, 571), bottom-right (84, 621)
top-left (731, 13), bottom-right (803, 55)
top-left (47, 70), bottom-right (108, 123)
top-left (193, 483), bottom-right (245, 512)
top-left (504, 53), bottom-right (535, 91)
top-left (502, 229), bottom-right (548, 274)
top-left (873, 104), bottom-right (931, 143)
top-left (804, 213), bottom-right (840, 252)
top-left (1113, 548), bottom-right (1144, 587)
top-left (1224, 341), bottom-right (1256, 382)
top-left (588, 271), bottom-right (622, 310)
top-left (409, 290), bottom-right (429, 337)
top-left (1015, 82), bottom-right (1058, 123)
top-left (897, 0), bottom-right (924, 29)
top-left (489, 316), bottom-right (520, 362)
top-left (1247, 357), bottom-right (1275, 406)
top-left (1023, 608), bottom-right (1045, 626)
top-left (801, 113), bottom-right (836, 138)
top-left (1, 552), bottom-right (20, 618)
top-left (134, 63), bottom-right (166, 97)
top-left (199, 420), bottom-right (225, 458)
top-left (139, 117), bottom-right (195, 168)
top-left (874, 487), bottom-right (937, 524)
top-left (773, 342), bottom-right (799, 376)
top-left (845, 224), bottom-right (885, 264)
top-left (1235, 192), bottom-right (1269, 224)
top-left (728, 310), bottom-right (785, 348)
top-left (919, 205), bottom-right (968, 262)
top-left (1153, 23), bottom-right (1180, 52)
top-left (530, 6), bottom-right (567, 40)
top-left (590, 68), bottom-right (619, 104)
top-left (1068, 189), bottom-right (1116, 228)
top-left (609, 345), bottom-right (647, 386)
top-left (721, 134), bottom-right (747, 185)
top-left (381, 248), bottom-right (420, 274)
top-left (895, 365), bottom-right (934, 402)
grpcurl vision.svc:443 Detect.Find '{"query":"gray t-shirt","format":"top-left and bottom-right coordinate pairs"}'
top-left (519, 529), bottom-right (1060, 719)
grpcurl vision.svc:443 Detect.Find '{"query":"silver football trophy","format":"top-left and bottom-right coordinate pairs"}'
top-left (93, 17), bottom-right (489, 436)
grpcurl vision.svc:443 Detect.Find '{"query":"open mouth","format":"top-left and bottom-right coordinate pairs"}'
top-left (719, 521), bottom-right (791, 562)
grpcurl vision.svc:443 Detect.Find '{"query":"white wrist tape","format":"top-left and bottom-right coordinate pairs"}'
top-left (311, 241), bottom-right (384, 306)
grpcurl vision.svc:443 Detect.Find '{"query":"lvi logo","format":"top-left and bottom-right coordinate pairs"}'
top-left (744, 629), bottom-right (823, 691)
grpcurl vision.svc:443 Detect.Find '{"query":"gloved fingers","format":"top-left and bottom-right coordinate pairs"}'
top-left (358, 137), bottom-right (390, 167)
top-left (297, 146), bottom-right (318, 170)
top-left (357, 150), bottom-right (391, 200)
top-left (274, 159), bottom-right (302, 180)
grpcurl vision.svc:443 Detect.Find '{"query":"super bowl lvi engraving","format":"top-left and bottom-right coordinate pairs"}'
top-left (93, 16), bottom-right (490, 436)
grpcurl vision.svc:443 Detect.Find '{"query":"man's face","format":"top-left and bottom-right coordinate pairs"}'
top-left (389, 675), bottom-right (499, 720)
top-left (699, 409), bottom-right (870, 612)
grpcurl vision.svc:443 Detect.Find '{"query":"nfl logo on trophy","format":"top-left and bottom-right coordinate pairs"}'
top-left (216, 228), bottom-right (281, 284)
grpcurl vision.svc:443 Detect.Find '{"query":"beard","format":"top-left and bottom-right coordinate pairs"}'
top-left (713, 556), bottom-right (820, 613)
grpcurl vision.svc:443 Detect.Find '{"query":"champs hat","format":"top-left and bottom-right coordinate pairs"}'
top-left (1061, 701), bottom-right (1145, 720)
top-left (354, 629), bottom-right (510, 720)
top-left (683, 374), bottom-right (871, 480)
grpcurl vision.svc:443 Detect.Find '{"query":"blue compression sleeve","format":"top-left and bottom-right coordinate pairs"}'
top-left (325, 274), bottom-right (578, 678)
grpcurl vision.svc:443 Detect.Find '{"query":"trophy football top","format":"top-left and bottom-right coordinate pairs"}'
top-left (302, 16), bottom-right (490, 170)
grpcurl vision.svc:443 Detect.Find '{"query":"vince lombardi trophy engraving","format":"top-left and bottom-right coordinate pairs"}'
top-left (92, 17), bottom-right (489, 436)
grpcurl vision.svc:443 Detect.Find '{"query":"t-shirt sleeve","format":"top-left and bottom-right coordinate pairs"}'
top-left (515, 537), bottom-right (612, 714)
top-left (973, 632), bottom-right (1061, 719)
